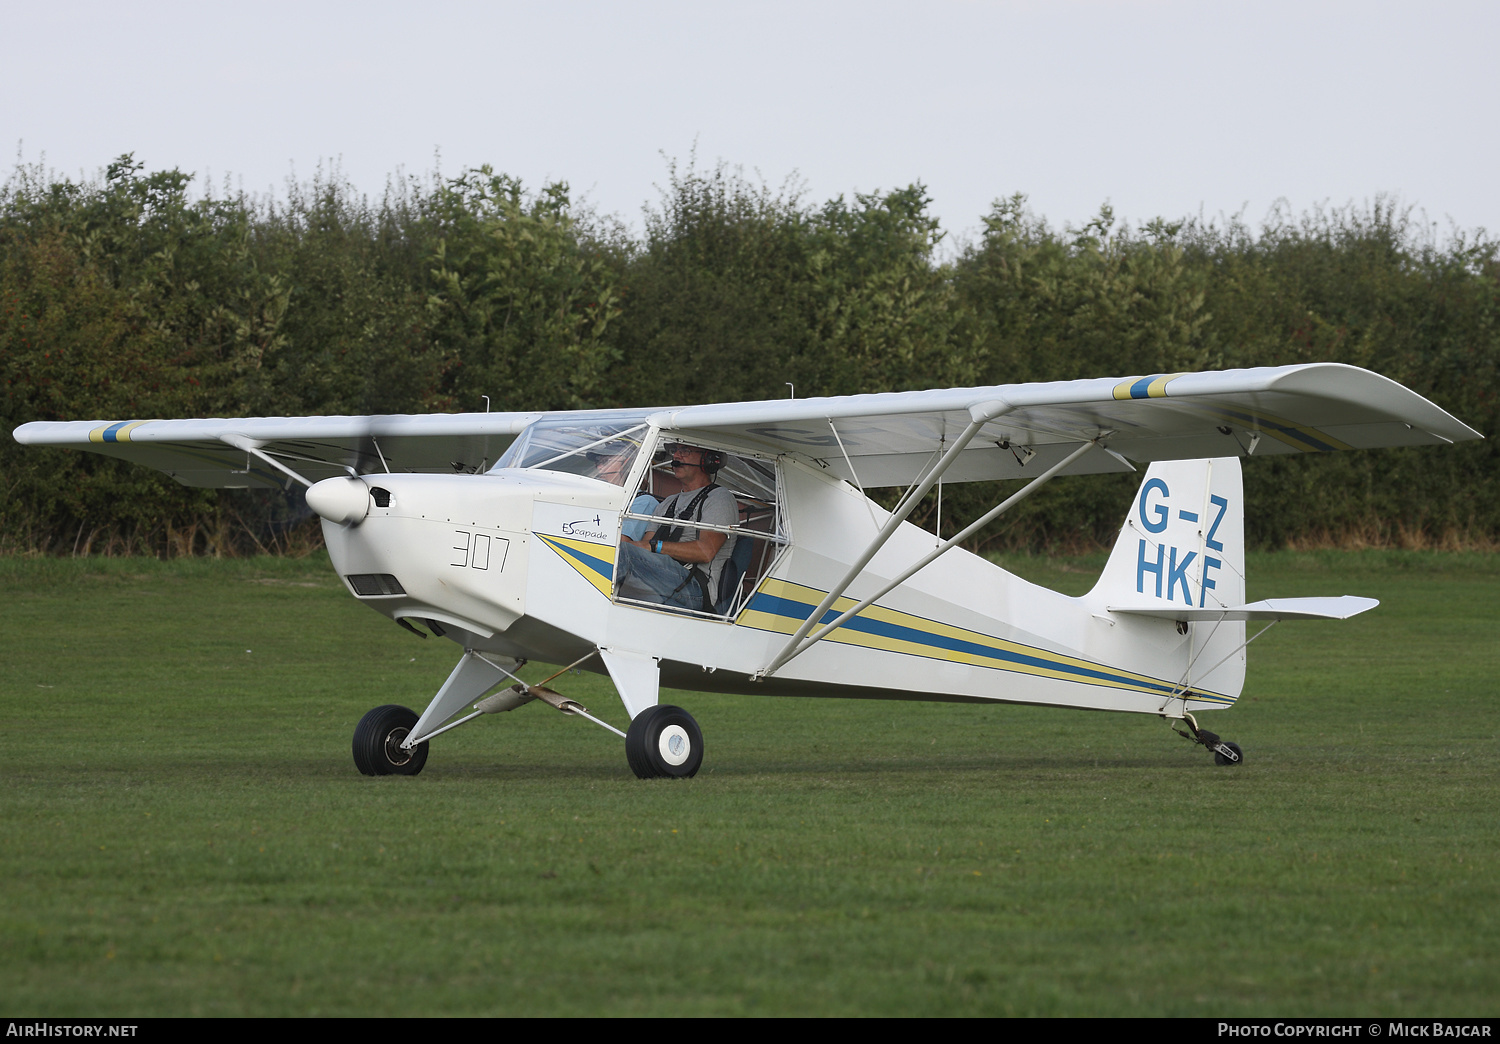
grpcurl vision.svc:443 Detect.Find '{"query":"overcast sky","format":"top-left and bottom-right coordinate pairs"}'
top-left (4, 0), bottom-right (1495, 242)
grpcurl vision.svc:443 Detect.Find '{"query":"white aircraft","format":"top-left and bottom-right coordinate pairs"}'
top-left (14, 364), bottom-right (1481, 778)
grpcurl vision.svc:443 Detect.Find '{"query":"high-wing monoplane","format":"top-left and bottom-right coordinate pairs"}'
top-left (14, 364), bottom-right (1482, 777)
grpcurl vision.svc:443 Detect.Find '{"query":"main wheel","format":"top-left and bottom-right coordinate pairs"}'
top-left (1213, 741), bottom-right (1244, 767)
top-left (353, 704), bottom-right (429, 776)
top-left (625, 705), bottom-right (704, 779)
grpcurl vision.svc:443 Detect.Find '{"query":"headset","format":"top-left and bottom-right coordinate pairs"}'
top-left (663, 443), bottom-right (725, 475)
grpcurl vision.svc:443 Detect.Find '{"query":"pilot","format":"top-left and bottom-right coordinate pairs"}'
top-left (615, 444), bottom-right (738, 612)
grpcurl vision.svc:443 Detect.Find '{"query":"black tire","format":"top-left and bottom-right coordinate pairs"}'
top-left (1213, 741), bottom-right (1244, 767)
top-left (625, 705), bottom-right (704, 779)
top-left (353, 704), bottom-right (429, 776)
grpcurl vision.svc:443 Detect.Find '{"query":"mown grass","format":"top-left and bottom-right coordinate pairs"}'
top-left (0, 551), bottom-right (1495, 1016)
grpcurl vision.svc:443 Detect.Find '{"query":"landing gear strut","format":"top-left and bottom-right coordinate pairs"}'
top-left (1172, 711), bottom-right (1244, 767)
top-left (350, 649), bottom-right (700, 779)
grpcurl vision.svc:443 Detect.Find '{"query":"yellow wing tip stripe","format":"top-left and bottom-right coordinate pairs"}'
top-left (1112, 373), bottom-right (1188, 400)
top-left (88, 421), bottom-right (147, 444)
top-left (1147, 373), bottom-right (1187, 398)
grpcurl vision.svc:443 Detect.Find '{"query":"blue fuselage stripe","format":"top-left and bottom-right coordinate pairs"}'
top-left (747, 591), bottom-right (1209, 699)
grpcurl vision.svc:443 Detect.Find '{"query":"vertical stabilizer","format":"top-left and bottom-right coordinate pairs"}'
top-left (1090, 457), bottom-right (1247, 708)
top-left (1092, 457), bottom-right (1245, 611)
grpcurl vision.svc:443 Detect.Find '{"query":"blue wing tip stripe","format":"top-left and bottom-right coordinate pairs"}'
top-left (1113, 374), bottom-right (1184, 400)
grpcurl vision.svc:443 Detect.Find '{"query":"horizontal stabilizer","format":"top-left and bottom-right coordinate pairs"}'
top-left (1108, 596), bottom-right (1379, 621)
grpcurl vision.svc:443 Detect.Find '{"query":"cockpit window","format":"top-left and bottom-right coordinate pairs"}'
top-left (613, 435), bottom-right (790, 622)
top-left (491, 421), bottom-right (647, 485)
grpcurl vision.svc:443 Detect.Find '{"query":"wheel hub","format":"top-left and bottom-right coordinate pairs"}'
top-left (384, 727), bottom-right (413, 766)
top-left (657, 724), bottom-right (691, 766)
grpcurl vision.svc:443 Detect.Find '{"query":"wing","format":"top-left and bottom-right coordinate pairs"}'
top-left (11, 412), bottom-right (545, 488)
top-left (653, 363), bottom-right (1482, 487)
top-left (13, 364), bottom-right (1481, 491)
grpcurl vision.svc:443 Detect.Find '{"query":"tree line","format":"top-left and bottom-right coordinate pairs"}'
top-left (2, 154), bottom-right (1495, 555)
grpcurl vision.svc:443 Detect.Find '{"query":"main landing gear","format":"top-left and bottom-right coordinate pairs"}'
top-left (350, 650), bottom-right (703, 779)
top-left (1172, 711), bottom-right (1244, 767)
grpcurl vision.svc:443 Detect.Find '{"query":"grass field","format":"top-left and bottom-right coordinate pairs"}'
top-left (1, 551), bottom-right (1496, 1016)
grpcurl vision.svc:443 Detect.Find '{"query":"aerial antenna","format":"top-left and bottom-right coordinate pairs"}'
top-left (786, 383), bottom-right (795, 399)
top-left (482, 396), bottom-right (491, 413)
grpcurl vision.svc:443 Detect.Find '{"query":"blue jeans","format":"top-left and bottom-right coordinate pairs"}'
top-left (616, 543), bottom-right (708, 610)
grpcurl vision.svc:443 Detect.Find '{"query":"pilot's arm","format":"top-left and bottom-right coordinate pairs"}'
top-left (625, 486), bottom-right (733, 562)
top-left (656, 530), bottom-right (726, 564)
top-left (624, 529), bottom-right (725, 564)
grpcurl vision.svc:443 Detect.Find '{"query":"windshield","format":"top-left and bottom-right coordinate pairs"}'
top-left (491, 420), bottom-right (648, 486)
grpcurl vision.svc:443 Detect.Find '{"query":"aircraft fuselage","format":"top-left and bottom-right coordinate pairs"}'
top-left (322, 454), bottom-right (1245, 718)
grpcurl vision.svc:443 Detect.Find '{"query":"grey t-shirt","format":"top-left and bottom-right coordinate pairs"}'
top-left (654, 484), bottom-right (739, 592)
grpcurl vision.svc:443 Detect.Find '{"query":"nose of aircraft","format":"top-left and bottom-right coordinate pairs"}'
top-left (306, 477), bottom-right (370, 525)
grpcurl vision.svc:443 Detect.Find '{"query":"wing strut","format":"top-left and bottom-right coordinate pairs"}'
top-left (758, 402), bottom-right (1009, 677)
top-left (759, 435), bottom-right (1100, 677)
top-left (219, 434), bottom-right (315, 489)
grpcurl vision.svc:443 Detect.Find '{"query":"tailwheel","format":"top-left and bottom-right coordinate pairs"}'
top-left (353, 704), bottom-right (429, 776)
top-left (625, 705), bottom-right (703, 779)
top-left (1172, 712), bottom-right (1244, 767)
top-left (1213, 741), bottom-right (1244, 767)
